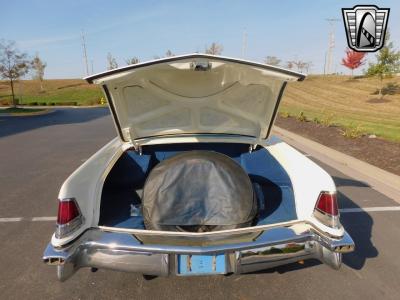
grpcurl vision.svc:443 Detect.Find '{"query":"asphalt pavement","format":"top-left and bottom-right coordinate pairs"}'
top-left (0, 108), bottom-right (399, 300)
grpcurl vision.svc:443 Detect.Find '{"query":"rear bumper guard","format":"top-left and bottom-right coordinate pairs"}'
top-left (43, 224), bottom-right (354, 281)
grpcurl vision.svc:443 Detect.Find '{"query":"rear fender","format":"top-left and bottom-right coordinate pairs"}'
top-left (53, 137), bottom-right (129, 247)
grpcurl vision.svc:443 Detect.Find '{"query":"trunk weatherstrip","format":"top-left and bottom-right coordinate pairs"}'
top-left (102, 84), bottom-right (126, 142)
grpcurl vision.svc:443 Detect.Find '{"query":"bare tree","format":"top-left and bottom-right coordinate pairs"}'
top-left (286, 61), bottom-right (294, 70)
top-left (107, 53), bottom-right (118, 70)
top-left (165, 50), bottom-right (175, 57)
top-left (125, 57), bottom-right (140, 65)
top-left (303, 61), bottom-right (313, 73)
top-left (0, 40), bottom-right (31, 107)
top-left (31, 53), bottom-right (46, 92)
top-left (289, 60), bottom-right (308, 73)
top-left (205, 43), bottom-right (223, 55)
top-left (264, 56), bottom-right (281, 66)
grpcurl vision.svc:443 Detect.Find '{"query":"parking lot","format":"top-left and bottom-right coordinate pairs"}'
top-left (1, 108), bottom-right (399, 299)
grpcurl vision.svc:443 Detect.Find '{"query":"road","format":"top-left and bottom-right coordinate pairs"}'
top-left (0, 108), bottom-right (399, 299)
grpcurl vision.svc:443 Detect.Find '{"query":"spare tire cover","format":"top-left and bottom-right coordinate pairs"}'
top-left (142, 150), bottom-right (257, 231)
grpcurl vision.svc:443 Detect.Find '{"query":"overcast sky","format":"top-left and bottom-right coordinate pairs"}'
top-left (1, 0), bottom-right (399, 78)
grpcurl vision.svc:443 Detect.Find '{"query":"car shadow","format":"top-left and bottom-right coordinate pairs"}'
top-left (332, 176), bottom-right (370, 188)
top-left (0, 107), bottom-right (110, 138)
top-left (338, 191), bottom-right (378, 270)
top-left (247, 176), bottom-right (378, 275)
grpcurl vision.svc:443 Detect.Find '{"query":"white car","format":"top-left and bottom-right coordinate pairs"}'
top-left (43, 54), bottom-right (354, 281)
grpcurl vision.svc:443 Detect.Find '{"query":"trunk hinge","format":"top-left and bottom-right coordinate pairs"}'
top-left (124, 127), bottom-right (144, 155)
top-left (249, 144), bottom-right (258, 153)
top-left (134, 144), bottom-right (143, 155)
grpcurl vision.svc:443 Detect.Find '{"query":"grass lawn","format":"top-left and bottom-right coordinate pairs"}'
top-left (0, 79), bottom-right (103, 106)
top-left (0, 107), bottom-right (46, 114)
top-left (280, 75), bottom-right (400, 142)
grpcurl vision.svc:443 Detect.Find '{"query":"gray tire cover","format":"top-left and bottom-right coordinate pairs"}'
top-left (142, 150), bottom-right (257, 231)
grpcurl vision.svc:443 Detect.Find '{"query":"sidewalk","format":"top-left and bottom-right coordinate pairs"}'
top-left (273, 126), bottom-right (400, 203)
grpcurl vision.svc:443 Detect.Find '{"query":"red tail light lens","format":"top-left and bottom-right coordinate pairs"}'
top-left (55, 198), bottom-right (83, 239)
top-left (57, 199), bottom-right (80, 225)
top-left (315, 192), bottom-right (339, 216)
top-left (314, 192), bottom-right (340, 228)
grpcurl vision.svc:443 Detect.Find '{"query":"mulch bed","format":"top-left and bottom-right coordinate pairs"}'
top-left (275, 116), bottom-right (400, 176)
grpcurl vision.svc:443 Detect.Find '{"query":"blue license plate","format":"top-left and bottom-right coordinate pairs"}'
top-left (177, 254), bottom-right (226, 275)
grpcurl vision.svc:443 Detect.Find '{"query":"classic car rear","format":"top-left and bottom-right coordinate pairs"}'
top-left (43, 54), bottom-right (354, 281)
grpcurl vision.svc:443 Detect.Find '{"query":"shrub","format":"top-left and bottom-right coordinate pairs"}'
top-left (372, 82), bottom-right (400, 96)
top-left (279, 111), bottom-right (290, 118)
top-left (340, 124), bottom-right (364, 139)
top-left (320, 112), bottom-right (335, 127)
top-left (28, 102), bottom-right (38, 106)
top-left (296, 111), bottom-right (307, 122)
top-left (313, 117), bottom-right (321, 124)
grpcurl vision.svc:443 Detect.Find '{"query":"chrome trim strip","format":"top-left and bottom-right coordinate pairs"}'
top-left (99, 219), bottom-right (344, 240)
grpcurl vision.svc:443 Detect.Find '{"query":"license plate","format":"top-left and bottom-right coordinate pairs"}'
top-left (177, 254), bottom-right (226, 275)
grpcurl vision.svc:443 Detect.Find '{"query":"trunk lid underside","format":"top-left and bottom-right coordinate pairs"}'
top-left (86, 54), bottom-right (305, 143)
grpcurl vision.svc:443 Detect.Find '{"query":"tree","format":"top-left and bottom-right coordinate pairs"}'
top-left (165, 50), bottom-right (175, 57)
top-left (289, 60), bottom-right (308, 73)
top-left (286, 61), bottom-right (294, 70)
top-left (366, 32), bottom-right (400, 97)
top-left (303, 61), bottom-right (313, 73)
top-left (107, 53), bottom-right (118, 70)
top-left (264, 56), bottom-right (281, 66)
top-left (31, 53), bottom-right (47, 91)
top-left (205, 42), bottom-right (223, 55)
top-left (0, 40), bottom-right (31, 107)
top-left (341, 48), bottom-right (366, 76)
top-left (125, 57), bottom-right (139, 65)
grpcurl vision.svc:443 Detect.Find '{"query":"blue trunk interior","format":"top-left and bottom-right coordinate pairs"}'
top-left (100, 143), bottom-right (297, 229)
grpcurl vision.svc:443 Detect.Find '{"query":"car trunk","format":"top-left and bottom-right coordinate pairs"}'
top-left (99, 142), bottom-right (297, 230)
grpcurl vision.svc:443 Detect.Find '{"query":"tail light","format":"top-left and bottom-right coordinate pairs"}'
top-left (55, 198), bottom-right (83, 238)
top-left (313, 192), bottom-right (340, 228)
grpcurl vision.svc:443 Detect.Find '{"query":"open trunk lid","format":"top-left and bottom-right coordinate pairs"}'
top-left (85, 54), bottom-right (305, 143)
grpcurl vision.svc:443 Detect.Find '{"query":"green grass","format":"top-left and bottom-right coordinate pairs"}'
top-left (0, 79), bottom-right (104, 106)
top-left (0, 107), bottom-right (45, 114)
top-left (280, 75), bottom-right (400, 142)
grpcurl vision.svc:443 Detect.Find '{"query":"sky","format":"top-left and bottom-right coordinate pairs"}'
top-left (1, 0), bottom-right (399, 79)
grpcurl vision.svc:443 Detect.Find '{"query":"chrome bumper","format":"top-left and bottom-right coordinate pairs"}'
top-left (43, 224), bottom-right (354, 281)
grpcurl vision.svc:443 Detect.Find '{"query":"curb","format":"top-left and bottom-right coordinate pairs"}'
top-left (273, 126), bottom-right (400, 203)
top-left (0, 109), bottom-right (56, 117)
